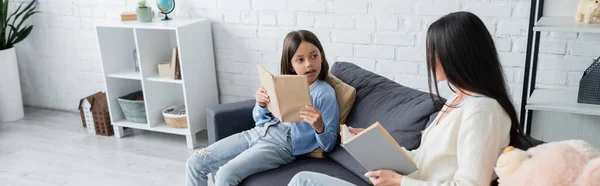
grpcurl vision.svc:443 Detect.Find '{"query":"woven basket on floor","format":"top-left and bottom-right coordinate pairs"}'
top-left (162, 104), bottom-right (187, 128)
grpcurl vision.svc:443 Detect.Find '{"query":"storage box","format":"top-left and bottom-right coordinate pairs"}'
top-left (121, 12), bottom-right (137, 21)
top-left (577, 56), bottom-right (600, 105)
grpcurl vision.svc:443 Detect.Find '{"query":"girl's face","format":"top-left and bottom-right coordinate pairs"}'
top-left (435, 55), bottom-right (447, 81)
top-left (291, 41), bottom-right (322, 85)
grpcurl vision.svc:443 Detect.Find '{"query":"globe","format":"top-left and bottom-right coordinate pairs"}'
top-left (157, 0), bottom-right (175, 20)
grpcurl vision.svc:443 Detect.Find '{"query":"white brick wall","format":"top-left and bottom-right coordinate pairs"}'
top-left (15, 0), bottom-right (600, 113)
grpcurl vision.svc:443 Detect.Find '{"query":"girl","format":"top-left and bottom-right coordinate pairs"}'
top-left (186, 30), bottom-right (339, 186)
top-left (288, 11), bottom-right (522, 186)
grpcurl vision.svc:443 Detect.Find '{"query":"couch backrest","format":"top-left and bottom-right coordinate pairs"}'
top-left (330, 62), bottom-right (442, 150)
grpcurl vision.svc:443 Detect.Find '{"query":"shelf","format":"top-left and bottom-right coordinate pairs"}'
top-left (96, 19), bottom-right (204, 30)
top-left (146, 76), bottom-right (182, 84)
top-left (112, 120), bottom-right (189, 135)
top-left (534, 17), bottom-right (600, 33)
top-left (152, 122), bottom-right (189, 135)
top-left (107, 72), bottom-right (141, 80)
top-left (526, 89), bottom-right (600, 116)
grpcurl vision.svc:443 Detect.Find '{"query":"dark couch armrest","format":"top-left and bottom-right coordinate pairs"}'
top-left (206, 100), bottom-right (256, 144)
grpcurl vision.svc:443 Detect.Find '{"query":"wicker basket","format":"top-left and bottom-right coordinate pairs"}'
top-left (162, 104), bottom-right (187, 128)
top-left (577, 56), bottom-right (600, 105)
top-left (117, 91), bottom-right (147, 123)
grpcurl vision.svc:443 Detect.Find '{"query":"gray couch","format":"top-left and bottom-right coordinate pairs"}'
top-left (206, 62), bottom-right (442, 185)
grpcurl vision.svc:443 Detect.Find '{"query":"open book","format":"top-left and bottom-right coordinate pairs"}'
top-left (257, 65), bottom-right (311, 122)
top-left (341, 122), bottom-right (418, 175)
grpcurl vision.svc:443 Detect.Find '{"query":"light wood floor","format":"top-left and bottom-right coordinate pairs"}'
top-left (0, 107), bottom-right (210, 186)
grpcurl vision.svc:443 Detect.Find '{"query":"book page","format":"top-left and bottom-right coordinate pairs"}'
top-left (342, 122), bottom-right (418, 175)
top-left (257, 65), bottom-right (281, 119)
top-left (341, 124), bottom-right (356, 144)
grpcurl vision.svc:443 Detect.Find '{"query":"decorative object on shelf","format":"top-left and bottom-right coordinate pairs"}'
top-left (157, 0), bottom-right (175, 21)
top-left (120, 12), bottom-right (137, 21)
top-left (162, 104), bottom-right (187, 128)
top-left (576, 0), bottom-right (600, 24)
top-left (156, 47), bottom-right (181, 79)
top-left (0, 0), bottom-right (38, 122)
top-left (78, 92), bottom-right (114, 136)
top-left (136, 0), bottom-right (153, 22)
top-left (174, 48), bottom-right (181, 80)
top-left (171, 47), bottom-right (181, 79)
top-left (117, 91), bottom-right (147, 123)
top-left (133, 48), bottom-right (140, 71)
top-left (577, 56), bottom-right (600, 105)
top-left (158, 62), bottom-right (171, 77)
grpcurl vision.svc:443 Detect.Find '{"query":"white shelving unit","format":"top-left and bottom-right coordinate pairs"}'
top-left (526, 89), bottom-right (600, 116)
top-left (534, 16), bottom-right (600, 33)
top-left (95, 19), bottom-right (219, 149)
top-left (522, 0), bottom-right (600, 146)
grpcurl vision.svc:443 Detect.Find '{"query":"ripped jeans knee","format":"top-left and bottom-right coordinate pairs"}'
top-left (194, 148), bottom-right (212, 159)
top-left (187, 148), bottom-right (213, 175)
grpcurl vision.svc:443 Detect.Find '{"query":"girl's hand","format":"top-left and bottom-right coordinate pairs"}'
top-left (348, 127), bottom-right (365, 135)
top-left (255, 87), bottom-right (270, 107)
top-left (366, 170), bottom-right (403, 186)
top-left (299, 105), bottom-right (324, 133)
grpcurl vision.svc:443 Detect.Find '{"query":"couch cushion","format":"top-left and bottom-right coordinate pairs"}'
top-left (331, 61), bottom-right (440, 150)
top-left (240, 157), bottom-right (370, 186)
top-left (328, 62), bottom-right (442, 182)
top-left (305, 73), bottom-right (357, 159)
top-left (325, 73), bottom-right (356, 125)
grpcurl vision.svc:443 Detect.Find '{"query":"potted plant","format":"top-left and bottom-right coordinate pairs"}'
top-left (0, 0), bottom-right (38, 122)
top-left (136, 0), bottom-right (152, 22)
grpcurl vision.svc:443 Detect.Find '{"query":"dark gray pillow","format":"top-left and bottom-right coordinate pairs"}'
top-left (328, 62), bottom-right (443, 182)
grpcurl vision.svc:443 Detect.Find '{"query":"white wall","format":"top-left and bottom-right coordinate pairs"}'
top-left (14, 0), bottom-right (599, 112)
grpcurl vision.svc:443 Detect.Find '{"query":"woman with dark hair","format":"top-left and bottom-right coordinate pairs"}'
top-left (288, 11), bottom-right (521, 186)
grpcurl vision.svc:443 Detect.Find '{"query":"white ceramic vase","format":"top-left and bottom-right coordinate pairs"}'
top-left (0, 47), bottom-right (25, 122)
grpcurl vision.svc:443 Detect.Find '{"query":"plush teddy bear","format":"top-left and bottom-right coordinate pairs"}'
top-left (494, 140), bottom-right (600, 186)
top-left (576, 0), bottom-right (600, 24)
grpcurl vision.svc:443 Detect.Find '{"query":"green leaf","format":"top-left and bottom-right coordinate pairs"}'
top-left (6, 3), bottom-right (24, 41)
top-left (7, 3), bottom-right (24, 24)
top-left (6, 24), bottom-right (17, 43)
top-left (0, 0), bottom-right (5, 26)
top-left (14, 7), bottom-right (37, 32)
top-left (10, 25), bottom-right (32, 45)
top-left (11, 0), bottom-right (34, 30)
top-left (1, 0), bottom-right (7, 49)
top-left (1, 0), bottom-right (8, 24)
top-left (1, 0), bottom-right (38, 49)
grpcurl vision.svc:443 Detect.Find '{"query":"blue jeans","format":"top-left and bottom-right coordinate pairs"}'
top-left (288, 171), bottom-right (357, 186)
top-left (186, 123), bottom-right (296, 186)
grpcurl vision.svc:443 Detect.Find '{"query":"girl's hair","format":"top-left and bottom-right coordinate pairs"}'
top-left (280, 30), bottom-right (329, 80)
top-left (426, 12), bottom-right (522, 146)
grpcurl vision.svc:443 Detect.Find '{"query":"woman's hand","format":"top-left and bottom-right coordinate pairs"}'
top-left (299, 105), bottom-right (324, 133)
top-left (348, 127), bottom-right (365, 135)
top-left (255, 87), bottom-right (270, 107)
top-left (366, 170), bottom-right (403, 186)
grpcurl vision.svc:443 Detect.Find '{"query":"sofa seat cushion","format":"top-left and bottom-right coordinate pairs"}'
top-left (240, 157), bottom-right (369, 186)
